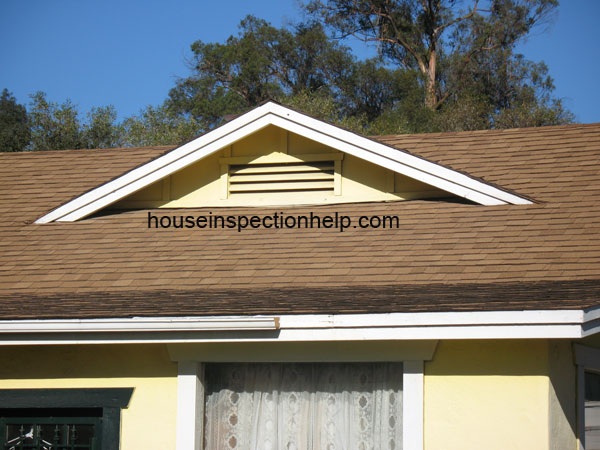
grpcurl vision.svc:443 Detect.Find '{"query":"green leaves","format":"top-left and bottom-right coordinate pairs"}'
top-left (28, 91), bottom-right (83, 151)
top-left (119, 104), bottom-right (200, 147)
top-left (0, 0), bottom-right (574, 152)
top-left (167, 16), bottom-right (356, 131)
top-left (307, 0), bottom-right (561, 111)
top-left (0, 89), bottom-right (30, 152)
top-left (28, 92), bottom-right (122, 151)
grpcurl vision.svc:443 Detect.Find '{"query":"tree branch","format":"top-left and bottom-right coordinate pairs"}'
top-left (434, 0), bottom-right (479, 37)
top-left (372, 2), bottom-right (427, 73)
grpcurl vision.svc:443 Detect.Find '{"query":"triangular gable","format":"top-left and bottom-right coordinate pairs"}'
top-left (36, 102), bottom-right (531, 223)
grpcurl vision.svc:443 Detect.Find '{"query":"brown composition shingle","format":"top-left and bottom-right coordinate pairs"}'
top-left (0, 124), bottom-right (599, 318)
top-left (0, 280), bottom-right (598, 320)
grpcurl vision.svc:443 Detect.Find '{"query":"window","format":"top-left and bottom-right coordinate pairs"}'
top-left (0, 408), bottom-right (101, 450)
top-left (0, 389), bottom-right (132, 450)
top-left (203, 362), bottom-right (402, 449)
top-left (586, 371), bottom-right (600, 450)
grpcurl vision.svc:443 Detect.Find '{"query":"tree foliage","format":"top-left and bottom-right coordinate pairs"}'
top-left (28, 91), bottom-right (83, 151)
top-left (84, 106), bottom-right (122, 149)
top-left (120, 104), bottom-right (200, 147)
top-left (167, 9), bottom-right (571, 135)
top-left (27, 92), bottom-right (123, 151)
top-left (306, 0), bottom-right (559, 110)
top-left (0, 2), bottom-right (576, 152)
top-left (167, 16), bottom-right (355, 131)
top-left (0, 89), bottom-right (30, 152)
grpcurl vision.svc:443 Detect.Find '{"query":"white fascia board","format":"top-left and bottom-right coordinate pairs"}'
top-left (39, 113), bottom-right (273, 223)
top-left (273, 325), bottom-right (582, 341)
top-left (35, 102), bottom-right (531, 224)
top-left (35, 103), bottom-right (274, 224)
top-left (582, 324), bottom-right (600, 338)
top-left (0, 309), bottom-right (591, 345)
top-left (268, 115), bottom-right (505, 205)
top-left (55, 115), bottom-right (273, 222)
top-left (0, 325), bottom-right (584, 346)
top-left (0, 316), bottom-right (279, 333)
top-left (583, 305), bottom-right (600, 323)
top-left (268, 103), bottom-right (532, 206)
top-left (581, 305), bottom-right (600, 337)
top-left (277, 309), bottom-right (584, 328)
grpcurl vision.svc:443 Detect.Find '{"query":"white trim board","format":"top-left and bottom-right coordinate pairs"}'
top-left (35, 102), bottom-right (531, 224)
top-left (176, 361), bottom-right (204, 450)
top-left (0, 308), bottom-right (598, 345)
top-left (0, 316), bottom-right (279, 333)
top-left (403, 360), bottom-right (424, 450)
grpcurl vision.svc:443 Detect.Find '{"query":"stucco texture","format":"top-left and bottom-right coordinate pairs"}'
top-left (0, 344), bottom-right (178, 450)
top-left (424, 340), bottom-right (576, 450)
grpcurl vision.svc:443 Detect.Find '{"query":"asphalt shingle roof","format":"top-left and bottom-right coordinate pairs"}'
top-left (1, 123), bottom-right (599, 318)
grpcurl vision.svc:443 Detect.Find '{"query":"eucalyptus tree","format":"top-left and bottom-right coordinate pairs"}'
top-left (305, 0), bottom-right (559, 110)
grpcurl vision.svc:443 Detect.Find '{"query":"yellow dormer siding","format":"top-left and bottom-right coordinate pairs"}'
top-left (115, 125), bottom-right (447, 209)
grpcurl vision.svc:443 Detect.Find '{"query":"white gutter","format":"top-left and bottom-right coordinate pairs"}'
top-left (0, 316), bottom-right (279, 333)
top-left (0, 308), bottom-right (598, 345)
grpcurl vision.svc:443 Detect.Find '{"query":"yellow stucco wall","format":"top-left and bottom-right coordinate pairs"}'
top-left (115, 125), bottom-right (446, 209)
top-left (0, 339), bottom-right (581, 449)
top-left (0, 345), bottom-right (178, 450)
top-left (424, 340), bottom-right (555, 450)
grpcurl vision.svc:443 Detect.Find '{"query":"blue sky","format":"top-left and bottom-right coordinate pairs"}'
top-left (1, 0), bottom-right (598, 124)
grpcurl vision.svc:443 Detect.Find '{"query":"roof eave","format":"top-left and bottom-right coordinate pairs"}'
top-left (0, 309), bottom-right (591, 345)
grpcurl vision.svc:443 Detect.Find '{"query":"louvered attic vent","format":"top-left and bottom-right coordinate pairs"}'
top-left (220, 152), bottom-right (343, 198)
top-left (229, 161), bottom-right (335, 193)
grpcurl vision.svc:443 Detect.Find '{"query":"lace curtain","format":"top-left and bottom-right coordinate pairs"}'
top-left (204, 362), bottom-right (403, 450)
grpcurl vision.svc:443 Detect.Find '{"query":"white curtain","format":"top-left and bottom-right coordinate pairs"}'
top-left (204, 363), bottom-right (403, 450)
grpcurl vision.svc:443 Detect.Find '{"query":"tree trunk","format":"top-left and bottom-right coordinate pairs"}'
top-left (425, 48), bottom-right (437, 109)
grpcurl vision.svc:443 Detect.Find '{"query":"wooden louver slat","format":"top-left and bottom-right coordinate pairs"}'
top-left (228, 161), bottom-right (335, 194)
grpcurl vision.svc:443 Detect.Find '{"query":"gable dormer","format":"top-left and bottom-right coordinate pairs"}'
top-left (36, 102), bottom-right (531, 223)
top-left (113, 125), bottom-right (448, 209)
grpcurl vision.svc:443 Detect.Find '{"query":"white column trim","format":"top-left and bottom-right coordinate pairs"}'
top-left (176, 361), bottom-right (204, 450)
top-left (403, 360), bottom-right (424, 450)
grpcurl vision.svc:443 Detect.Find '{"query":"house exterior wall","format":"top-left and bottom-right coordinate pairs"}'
top-left (115, 125), bottom-right (444, 209)
top-left (548, 340), bottom-right (577, 450)
top-left (0, 339), bottom-right (580, 450)
top-left (0, 344), bottom-right (178, 450)
top-left (424, 339), bottom-right (577, 450)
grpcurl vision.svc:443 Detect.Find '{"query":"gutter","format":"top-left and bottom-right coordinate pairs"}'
top-left (0, 316), bottom-right (279, 333)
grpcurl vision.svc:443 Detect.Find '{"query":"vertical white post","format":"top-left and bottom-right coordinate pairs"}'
top-left (176, 361), bottom-right (204, 450)
top-left (403, 360), bottom-right (424, 450)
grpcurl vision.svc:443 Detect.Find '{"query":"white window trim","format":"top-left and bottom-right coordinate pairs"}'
top-left (173, 344), bottom-right (432, 450)
top-left (574, 344), bottom-right (600, 450)
top-left (403, 360), bottom-right (424, 450)
top-left (176, 361), bottom-right (204, 450)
